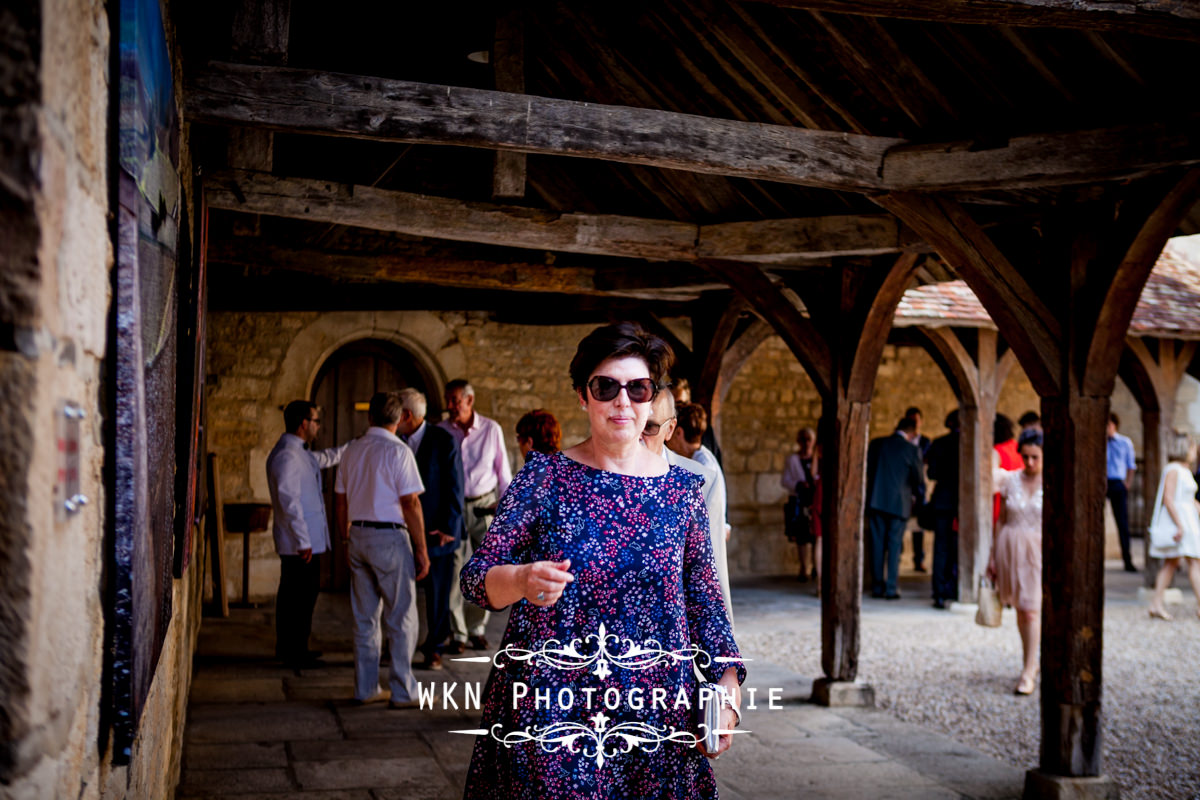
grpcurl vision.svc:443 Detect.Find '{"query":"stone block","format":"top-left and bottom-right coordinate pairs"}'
top-left (185, 702), bottom-right (341, 744)
top-left (182, 742), bottom-right (287, 771)
top-left (810, 679), bottom-right (875, 708)
top-left (189, 678), bottom-right (287, 705)
top-left (177, 767), bottom-right (292, 796)
top-left (1024, 770), bottom-right (1120, 800)
top-left (289, 735), bottom-right (431, 762)
top-left (293, 756), bottom-right (454, 792)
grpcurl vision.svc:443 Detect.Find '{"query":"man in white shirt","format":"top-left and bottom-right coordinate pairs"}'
top-left (266, 400), bottom-right (348, 668)
top-left (642, 392), bottom-right (733, 624)
top-left (440, 379), bottom-right (512, 653)
top-left (334, 392), bottom-right (429, 707)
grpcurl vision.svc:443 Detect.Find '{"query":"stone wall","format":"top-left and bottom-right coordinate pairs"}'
top-left (205, 310), bottom-right (599, 600)
top-left (0, 2), bottom-right (204, 798)
top-left (720, 337), bottom-right (1043, 578)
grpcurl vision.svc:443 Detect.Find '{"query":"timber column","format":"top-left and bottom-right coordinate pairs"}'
top-left (705, 253), bottom-right (918, 707)
top-left (880, 170), bottom-right (1200, 798)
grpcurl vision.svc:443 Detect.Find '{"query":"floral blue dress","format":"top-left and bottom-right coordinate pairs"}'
top-left (460, 451), bottom-right (745, 799)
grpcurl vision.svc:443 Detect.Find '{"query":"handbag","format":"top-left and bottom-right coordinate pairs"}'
top-left (975, 576), bottom-right (1002, 628)
top-left (1147, 464), bottom-right (1182, 552)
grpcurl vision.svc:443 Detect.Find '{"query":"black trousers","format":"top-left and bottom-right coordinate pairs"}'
top-left (931, 512), bottom-right (958, 602)
top-left (421, 552), bottom-right (457, 658)
top-left (1106, 478), bottom-right (1134, 566)
top-left (275, 553), bottom-right (321, 661)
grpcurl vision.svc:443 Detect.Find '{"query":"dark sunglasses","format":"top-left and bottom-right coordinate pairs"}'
top-left (587, 376), bottom-right (658, 404)
top-left (643, 416), bottom-right (675, 436)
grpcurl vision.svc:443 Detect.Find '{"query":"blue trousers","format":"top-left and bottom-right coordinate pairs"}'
top-left (869, 511), bottom-right (907, 597)
top-left (420, 551), bottom-right (456, 659)
top-left (348, 525), bottom-right (418, 703)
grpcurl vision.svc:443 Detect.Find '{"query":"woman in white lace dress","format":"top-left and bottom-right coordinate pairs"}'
top-left (987, 428), bottom-right (1043, 696)
top-left (1148, 430), bottom-right (1200, 621)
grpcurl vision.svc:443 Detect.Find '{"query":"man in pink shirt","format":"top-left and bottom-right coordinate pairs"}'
top-left (440, 379), bottom-right (512, 652)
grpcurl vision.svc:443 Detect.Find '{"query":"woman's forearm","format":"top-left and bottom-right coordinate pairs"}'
top-left (483, 563), bottom-right (529, 610)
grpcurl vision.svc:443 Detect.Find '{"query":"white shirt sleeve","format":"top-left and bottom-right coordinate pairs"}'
top-left (272, 451), bottom-right (312, 550)
top-left (393, 442), bottom-right (426, 498)
top-left (311, 441), bottom-right (349, 470)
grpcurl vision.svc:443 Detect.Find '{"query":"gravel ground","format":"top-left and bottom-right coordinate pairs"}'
top-left (738, 589), bottom-right (1200, 800)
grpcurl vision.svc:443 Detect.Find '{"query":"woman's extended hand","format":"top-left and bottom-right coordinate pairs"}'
top-left (523, 559), bottom-right (574, 607)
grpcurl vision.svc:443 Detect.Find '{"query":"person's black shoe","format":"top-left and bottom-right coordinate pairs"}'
top-left (797, 573), bottom-right (809, 583)
top-left (913, 564), bottom-right (927, 573)
top-left (871, 590), bottom-right (885, 599)
top-left (1124, 563), bottom-right (1138, 573)
top-left (885, 593), bottom-right (901, 600)
top-left (932, 599), bottom-right (946, 609)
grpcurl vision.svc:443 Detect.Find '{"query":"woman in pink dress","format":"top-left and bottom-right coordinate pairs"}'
top-left (987, 428), bottom-right (1044, 696)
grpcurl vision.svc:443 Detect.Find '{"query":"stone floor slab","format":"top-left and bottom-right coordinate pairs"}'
top-left (183, 742), bottom-right (288, 771)
top-left (185, 704), bottom-right (341, 744)
top-left (289, 735), bottom-right (431, 762)
top-left (293, 756), bottom-right (451, 791)
top-left (176, 767), bottom-right (292, 796)
top-left (189, 677), bottom-right (287, 704)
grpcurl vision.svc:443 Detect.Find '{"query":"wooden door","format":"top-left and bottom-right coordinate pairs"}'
top-left (310, 339), bottom-right (434, 590)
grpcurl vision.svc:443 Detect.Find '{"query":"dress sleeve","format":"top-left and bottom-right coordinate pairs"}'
top-left (460, 452), bottom-right (549, 611)
top-left (680, 472), bottom-right (746, 685)
top-left (781, 454), bottom-right (802, 493)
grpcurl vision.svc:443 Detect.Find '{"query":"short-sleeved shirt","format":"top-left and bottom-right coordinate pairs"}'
top-left (334, 427), bottom-right (425, 524)
top-left (1106, 432), bottom-right (1136, 480)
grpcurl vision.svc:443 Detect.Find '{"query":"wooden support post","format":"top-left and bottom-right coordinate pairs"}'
top-left (708, 255), bottom-right (917, 706)
top-left (492, 9), bottom-right (526, 199)
top-left (228, 0), bottom-right (290, 235)
top-left (879, 169), bottom-right (1200, 795)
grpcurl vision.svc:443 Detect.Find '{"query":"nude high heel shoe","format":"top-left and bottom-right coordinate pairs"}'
top-left (1148, 608), bottom-right (1173, 621)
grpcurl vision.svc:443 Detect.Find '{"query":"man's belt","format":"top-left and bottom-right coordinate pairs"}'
top-left (351, 520), bottom-right (407, 529)
top-left (465, 490), bottom-right (497, 503)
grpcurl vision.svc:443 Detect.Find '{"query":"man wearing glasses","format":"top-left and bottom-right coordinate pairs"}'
top-left (267, 400), bottom-right (348, 668)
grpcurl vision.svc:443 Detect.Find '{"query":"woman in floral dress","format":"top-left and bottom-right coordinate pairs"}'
top-left (460, 322), bottom-right (745, 799)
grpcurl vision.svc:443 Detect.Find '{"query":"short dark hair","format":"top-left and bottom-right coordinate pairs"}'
top-left (1109, 412), bottom-right (1120, 428)
top-left (516, 409), bottom-right (562, 455)
top-left (994, 414), bottom-right (1015, 444)
top-left (674, 403), bottom-right (707, 444)
top-left (904, 406), bottom-right (922, 419)
top-left (1017, 428), bottom-right (1044, 450)
top-left (896, 417), bottom-right (917, 434)
top-left (1018, 411), bottom-right (1040, 428)
top-left (368, 391), bottom-right (404, 426)
top-left (284, 400), bottom-right (317, 433)
top-left (569, 322), bottom-right (674, 392)
top-left (944, 410), bottom-right (959, 430)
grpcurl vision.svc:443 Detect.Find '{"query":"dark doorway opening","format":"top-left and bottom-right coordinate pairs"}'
top-left (310, 338), bottom-right (438, 590)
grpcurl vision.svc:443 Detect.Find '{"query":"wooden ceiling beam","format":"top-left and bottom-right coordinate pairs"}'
top-left (205, 239), bottom-right (723, 299)
top-left (188, 62), bottom-right (1200, 192)
top-left (745, 0), bottom-right (1200, 42)
top-left (205, 169), bottom-right (923, 262)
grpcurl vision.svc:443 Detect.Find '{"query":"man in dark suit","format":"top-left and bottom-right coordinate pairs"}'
top-left (925, 411), bottom-right (960, 609)
top-left (866, 417), bottom-right (924, 599)
top-left (396, 388), bottom-right (465, 670)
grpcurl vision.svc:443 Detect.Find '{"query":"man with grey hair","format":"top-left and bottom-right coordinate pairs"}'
top-left (396, 388), bottom-right (464, 670)
top-left (642, 392), bottom-right (733, 623)
top-left (335, 391), bottom-right (429, 707)
top-left (440, 379), bottom-right (512, 652)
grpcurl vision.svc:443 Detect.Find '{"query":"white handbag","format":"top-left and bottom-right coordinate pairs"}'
top-left (1147, 464), bottom-right (1183, 552)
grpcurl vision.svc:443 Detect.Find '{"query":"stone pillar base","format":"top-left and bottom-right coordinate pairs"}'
top-left (810, 678), bottom-right (875, 707)
top-left (1024, 769), bottom-right (1120, 800)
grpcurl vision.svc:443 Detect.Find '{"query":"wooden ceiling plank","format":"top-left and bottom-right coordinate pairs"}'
top-left (995, 26), bottom-right (1076, 104)
top-left (725, 1), bottom-right (869, 133)
top-left (187, 63), bottom-right (1200, 192)
top-left (743, 0), bottom-right (1200, 42)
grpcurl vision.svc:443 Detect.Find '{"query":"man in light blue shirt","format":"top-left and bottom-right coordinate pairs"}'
top-left (1106, 412), bottom-right (1138, 573)
top-left (266, 400), bottom-right (347, 667)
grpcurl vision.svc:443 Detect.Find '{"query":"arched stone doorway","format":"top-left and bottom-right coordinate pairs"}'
top-left (310, 338), bottom-right (439, 589)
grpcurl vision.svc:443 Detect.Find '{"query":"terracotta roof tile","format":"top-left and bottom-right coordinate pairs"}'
top-left (894, 239), bottom-right (1200, 340)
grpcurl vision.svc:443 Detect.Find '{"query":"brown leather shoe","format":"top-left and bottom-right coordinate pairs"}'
top-left (443, 640), bottom-right (466, 655)
top-left (468, 635), bottom-right (490, 651)
top-left (416, 652), bottom-right (444, 670)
